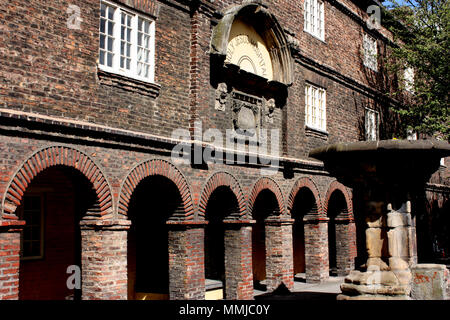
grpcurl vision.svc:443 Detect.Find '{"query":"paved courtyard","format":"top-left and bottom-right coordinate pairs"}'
top-left (255, 274), bottom-right (345, 300)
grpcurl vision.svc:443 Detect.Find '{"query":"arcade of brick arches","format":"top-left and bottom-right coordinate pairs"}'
top-left (0, 0), bottom-right (447, 301)
top-left (0, 145), bottom-right (356, 300)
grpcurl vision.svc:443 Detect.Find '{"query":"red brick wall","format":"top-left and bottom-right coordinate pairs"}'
top-left (0, 231), bottom-right (21, 300)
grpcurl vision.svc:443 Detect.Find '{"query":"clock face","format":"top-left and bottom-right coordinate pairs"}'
top-left (225, 19), bottom-right (273, 81)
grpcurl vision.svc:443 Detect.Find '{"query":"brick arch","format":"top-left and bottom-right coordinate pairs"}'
top-left (248, 177), bottom-right (286, 217)
top-left (1, 145), bottom-right (113, 219)
top-left (118, 159), bottom-right (194, 220)
top-left (198, 172), bottom-right (246, 219)
top-left (287, 177), bottom-right (322, 216)
top-left (324, 181), bottom-right (353, 220)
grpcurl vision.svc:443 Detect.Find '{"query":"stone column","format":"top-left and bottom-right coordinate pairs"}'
top-left (265, 217), bottom-right (294, 291)
top-left (387, 203), bottom-right (412, 271)
top-left (0, 220), bottom-right (24, 300)
top-left (223, 219), bottom-right (255, 300)
top-left (167, 221), bottom-right (206, 300)
top-left (365, 206), bottom-right (389, 271)
top-left (80, 219), bottom-right (130, 300)
top-left (304, 215), bottom-right (330, 283)
top-left (335, 217), bottom-right (357, 276)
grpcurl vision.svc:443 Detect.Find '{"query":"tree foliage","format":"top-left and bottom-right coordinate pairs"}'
top-left (382, 0), bottom-right (449, 140)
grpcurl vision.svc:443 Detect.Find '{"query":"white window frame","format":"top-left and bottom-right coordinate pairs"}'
top-left (304, 0), bottom-right (325, 41)
top-left (363, 34), bottom-right (378, 72)
top-left (98, 0), bottom-right (156, 83)
top-left (305, 83), bottom-right (327, 132)
top-left (365, 108), bottom-right (379, 141)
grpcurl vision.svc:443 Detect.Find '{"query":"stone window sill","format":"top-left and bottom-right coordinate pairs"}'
top-left (97, 69), bottom-right (161, 99)
top-left (305, 125), bottom-right (329, 139)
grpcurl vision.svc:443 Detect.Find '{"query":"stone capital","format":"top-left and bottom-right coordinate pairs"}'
top-left (264, 217), bottom-right (294, 226)
top-left (0, 219), bottom-right (26, 232)
top-left (79, 218), bottom-right (131, 231)
top-left (303, 215), bottom-right (329, 224)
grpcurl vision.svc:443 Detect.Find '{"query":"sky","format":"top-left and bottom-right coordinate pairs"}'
top-left (383, 0), bottom-right (416, 7)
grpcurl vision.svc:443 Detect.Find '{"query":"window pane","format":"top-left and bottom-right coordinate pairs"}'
top-left (101, 3), bottom-right (106, 17)
top-left (107, 37), bottom-right (113, 51)
top-left (108, 21), bottom-right (114, 36)
top-left (100, 34), bottom-right (105, 49)
top-left (31, 243), bottom-right (40, 257)
top-left (100, 19), bottom-right (105, 33)
top-left (107, 52), bottom-right (113, 67)
top-left (99, 50), bottom-right (105, 65)
top-left (108, 6), bottom-right (114, 20)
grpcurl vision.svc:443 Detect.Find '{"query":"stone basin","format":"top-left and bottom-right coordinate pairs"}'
top-left (310, 139), bottom-right (450, 300)
top-left (310, 139), bottom-right (450, 187)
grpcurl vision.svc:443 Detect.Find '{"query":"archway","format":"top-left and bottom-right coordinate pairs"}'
top-left (17, 166), bottom-right (98, 300)
top-left (291, 187), bottom-right (318, 280)
top-left (327, 190), bottom-right (347, 276)
top-left (251, 189), bottom-right (280, 291)
top-left (204, 186), bottom-right (240, 300)
top-left (127, 175), bottom-right (183, 300)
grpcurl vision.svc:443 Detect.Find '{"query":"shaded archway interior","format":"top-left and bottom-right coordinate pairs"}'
top-left (327, 190), bottom-right (347, 276)
top-left (252, 189), bottom-right (279, 290)
top-left (127, 175), bottom-right (183, 300)
top-left (17, 166), bottom-right (97, 300)
top-left (204, 186), bottom-right (240, 296)
top-left (291, 188), bottom-right (317, 276)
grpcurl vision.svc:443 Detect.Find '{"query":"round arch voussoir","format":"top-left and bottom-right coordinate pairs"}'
top-left (248, 177), bottom-right (286, 217)
top-left (198, 172), bottom-right (246, 219)
top-left (1, 145), bottom-right (113, 219)
top-left (287, 177), bottom-right (323, 216)
top-left (118, 159), bottom-right (194, 220)
top-left (324, 180), bottom-right (353, 220)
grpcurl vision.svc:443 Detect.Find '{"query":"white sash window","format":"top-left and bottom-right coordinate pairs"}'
top-left (99, 1), bottom-right (155, 83)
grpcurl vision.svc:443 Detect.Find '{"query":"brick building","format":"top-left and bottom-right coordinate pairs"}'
top-left (0, 0), bottom-right (447, 300)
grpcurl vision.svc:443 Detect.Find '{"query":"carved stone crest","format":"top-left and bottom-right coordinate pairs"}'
top-left (231, 91), bottom-right (262, 140)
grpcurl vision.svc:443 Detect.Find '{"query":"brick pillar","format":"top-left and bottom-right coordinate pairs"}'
top-left (304, 215), bottom-right (329, 283)
top-left (80, 219), bottom-right (130, 300)
top-left (265, 217), bottom-right (294, 292)
top-left (0, 220), bottom-right (24, 300)
top-left (335, 217), bottom-right (356, 276)
top-left (167, 221), bottom-right (206, 300)
top-left (223, 220), bottom-right (254, 300)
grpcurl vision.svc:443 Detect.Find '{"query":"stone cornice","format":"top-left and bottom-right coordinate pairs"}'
top-left (290, 50), bottom-right (400, 108)
top-left (0, 108), bottom-right (326, 173)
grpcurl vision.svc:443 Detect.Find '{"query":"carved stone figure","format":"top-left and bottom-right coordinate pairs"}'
top-left (215, 82), bottom-right (228, 111)
top-left (266, 98), bottom-right (275, 123)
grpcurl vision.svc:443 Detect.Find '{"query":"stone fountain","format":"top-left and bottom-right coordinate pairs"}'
top-left (310, 139), bottom-right (450, 300)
